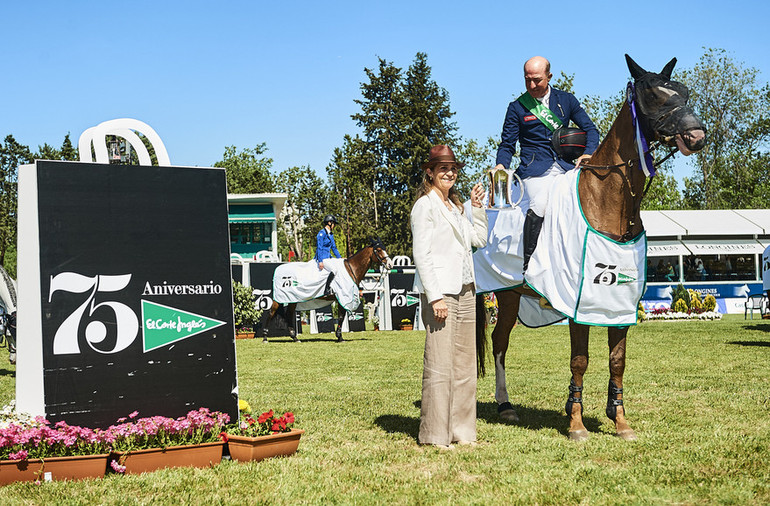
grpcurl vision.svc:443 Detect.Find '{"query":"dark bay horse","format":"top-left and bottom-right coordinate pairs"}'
top-left (477, 55), bottom-right (707, 440)
top-left (260, 238), bottom-right (392, 342)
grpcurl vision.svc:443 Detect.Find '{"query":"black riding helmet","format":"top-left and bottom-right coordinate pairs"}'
top-left (323, 214), bottom-right (338, 226)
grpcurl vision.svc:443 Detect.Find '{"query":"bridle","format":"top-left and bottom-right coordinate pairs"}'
top-left (577, 80), bottom-right (684, 243)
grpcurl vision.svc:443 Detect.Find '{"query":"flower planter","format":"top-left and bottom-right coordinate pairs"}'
top-left (0, 454), bottom-right (109, 485)
top-left (110, 441), bottom-right (224, 475)
top-left (400, 325), bottom-right (413, 331)
top-left (225, 429), bottom-right (305, 462)
top-left (236, 332), bottom-right (255, 339)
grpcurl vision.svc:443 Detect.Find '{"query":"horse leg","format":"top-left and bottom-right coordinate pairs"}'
top-left (567, 320), bottom-right (590, 441)
top-left (260, 301), bottom-right (280, 343)
top-left (607, 327), bottom-right (636, 440)
top-left (288, 303), bottom-right (300, 343)
top-left (492, 290), bottom-right (521, 422)
top-left (336, 309), bottom-right (346, 342)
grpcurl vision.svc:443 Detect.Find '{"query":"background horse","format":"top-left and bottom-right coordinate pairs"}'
top-left (477, 55), bottom-right (706, 440)
top-left (260, 238), bottom-right (392, 342)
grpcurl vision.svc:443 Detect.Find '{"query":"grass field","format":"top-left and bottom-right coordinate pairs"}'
top-left (0, 314), bottom-right (768, 504)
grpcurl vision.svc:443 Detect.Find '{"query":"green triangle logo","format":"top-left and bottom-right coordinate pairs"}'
top-left (406, 294), bottom-right (419, 307)
top-left (618, 273), bottom-right (637, 285)
top-left (141, 300), bottom-right (226, 352)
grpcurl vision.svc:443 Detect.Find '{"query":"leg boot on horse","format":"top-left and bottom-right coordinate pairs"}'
top-left (491, 290), bottom-right (520, 422)
top-left (566, 320), bottom-right (590, 441)
top-left (607, 328), bottom-right (636, 440)
top-left (335, 309), bottom-right (346, 342)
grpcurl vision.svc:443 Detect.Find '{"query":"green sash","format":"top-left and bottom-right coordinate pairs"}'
top-left (517, 92), bottom-right (563, 132)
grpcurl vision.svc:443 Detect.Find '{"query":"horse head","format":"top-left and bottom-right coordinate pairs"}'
top-left (625, 54), bottom-right (707, 155)
top-left (370, 237), bottom-right (393, 270)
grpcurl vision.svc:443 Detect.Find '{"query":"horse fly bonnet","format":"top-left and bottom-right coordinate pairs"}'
top-left (551, 126), bottom-right (587, 161)
top-left (625, 54), bottom-right (707, 152)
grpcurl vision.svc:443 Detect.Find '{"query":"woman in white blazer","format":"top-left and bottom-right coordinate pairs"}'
top-left (410, 145), bottom-right (487, 449)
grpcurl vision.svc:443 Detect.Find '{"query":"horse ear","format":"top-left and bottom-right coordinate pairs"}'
top-left (660, 57), bottom-right (677, 79)
top-left (625, 54), bottom-right (647, 80)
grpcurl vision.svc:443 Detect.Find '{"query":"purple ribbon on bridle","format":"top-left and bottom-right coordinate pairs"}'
top-left (626, 82), bottom-right (655, 177)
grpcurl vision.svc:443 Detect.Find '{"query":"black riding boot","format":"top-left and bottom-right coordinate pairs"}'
top-left (522, 209), bottom-right (544, 273)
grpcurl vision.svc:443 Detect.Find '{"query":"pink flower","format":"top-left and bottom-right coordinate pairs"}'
top-left (9, 450), bottom-right (28, 460)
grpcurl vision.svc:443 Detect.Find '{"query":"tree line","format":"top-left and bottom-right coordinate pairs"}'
top-left (2, 48), bottom-right (768, 274)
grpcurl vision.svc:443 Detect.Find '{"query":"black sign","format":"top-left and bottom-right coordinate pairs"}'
top-left (389, 269), bottom-right (419, 329)
top-left (249, 262), bottom-right (300, 337)
top-left (315, 305), bottom-right (336, 333)
top-left (231, 264), bottom-right (243, 284)
top-left (30, 161), bottom-right (238, 428)
top-left (347, 302), bottom-right (366, 332)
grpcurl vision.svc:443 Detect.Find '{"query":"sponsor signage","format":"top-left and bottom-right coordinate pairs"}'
top-left (248, 262), bottom-right (300, 337)
top-left (389, 268), bottom-right (419, 329)
top-left (315, 305), bottom-right (336, 333)
top-left (347, 302), bottom-right (366, 332)
top-left (17, 161), bottom-right (238, 428)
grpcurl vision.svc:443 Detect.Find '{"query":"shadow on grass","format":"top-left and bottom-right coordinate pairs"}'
top-left (741, 323), bottom-right (770, 333)
top-left (258, 336), bottom-right (371, 343)
top-left (728, 340), bottom-right (770, 347)
top-left (476, 401), bottom-right (603, 436)
top-left (374, 414), bottom-right (420, 442)
top-left (0, 368), bottom-right (14, 377)
top-left (409, 400), bottom-right (601, 437)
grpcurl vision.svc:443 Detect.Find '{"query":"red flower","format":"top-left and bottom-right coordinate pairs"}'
top-left (285, 412), bottom-right (295, 424)
top-left (219, 431), bottom-right (229, 442)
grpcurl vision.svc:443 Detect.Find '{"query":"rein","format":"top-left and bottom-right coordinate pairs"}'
top-left (579, 143), bottom-right (677, 243)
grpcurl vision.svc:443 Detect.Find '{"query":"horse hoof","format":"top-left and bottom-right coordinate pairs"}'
top-left (499, 409), bottom-right (519, 422)
top-left (262, 339), bottom-right (268, 344)
top-left (616, 429), bottom-right (638, 441)
top-left (293, 338), bottom-right (302, 343)
top-left (569, 430), bottom-right (590, 442)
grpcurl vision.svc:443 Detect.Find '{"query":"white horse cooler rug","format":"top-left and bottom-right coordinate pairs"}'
top-left (470, 169), bottom-right (646, 327)
top-left (525, 169), bottom-right (647, 326)
top-left (272, 258), bottom-right (360, 312)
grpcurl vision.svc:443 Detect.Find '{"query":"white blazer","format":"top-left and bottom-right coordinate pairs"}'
top-left (410, 190), bottom-right (488, 303)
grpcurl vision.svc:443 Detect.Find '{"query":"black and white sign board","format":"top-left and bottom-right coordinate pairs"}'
top-left (16, 161), bottom-right (238, 428)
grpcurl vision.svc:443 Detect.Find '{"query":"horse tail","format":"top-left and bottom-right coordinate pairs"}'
top-left (476, 293), bottom-right (488, 377)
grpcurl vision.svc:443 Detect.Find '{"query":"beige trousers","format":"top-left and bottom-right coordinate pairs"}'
top-left (418, 284), bottom-right (477, 445)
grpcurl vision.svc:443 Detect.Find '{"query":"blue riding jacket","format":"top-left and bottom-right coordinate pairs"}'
top-left (496, 87), bottom-right (599, 179)
top-left (314, 227), bottom-right (341, 262)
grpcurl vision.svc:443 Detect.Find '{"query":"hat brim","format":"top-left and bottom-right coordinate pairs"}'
top-left (421, 161), bottom-right (466, 170)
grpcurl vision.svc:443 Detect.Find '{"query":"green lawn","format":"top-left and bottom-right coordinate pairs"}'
top-left (0, 314), bottom-right (768, 504)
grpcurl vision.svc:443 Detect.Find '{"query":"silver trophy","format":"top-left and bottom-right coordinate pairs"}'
top-left (486, 165), bottom-right (523, 209)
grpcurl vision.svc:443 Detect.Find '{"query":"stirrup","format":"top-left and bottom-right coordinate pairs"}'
top-left (606, 380), bottom-right (624, 421)
top-left (565, 378), bottom-right (584, 416)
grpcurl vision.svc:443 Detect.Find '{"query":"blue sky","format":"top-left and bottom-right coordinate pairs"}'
top-left (3, 1), bottom-right (768, 186)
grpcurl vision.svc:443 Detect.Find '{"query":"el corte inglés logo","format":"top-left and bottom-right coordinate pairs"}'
top-left (141, 300), bottom-right (226, 352)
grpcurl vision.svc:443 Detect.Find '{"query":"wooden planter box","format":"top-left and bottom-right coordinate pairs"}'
top-left (225, 429), bottom-right (305, 462)
top-left (110, 441), bottom-right (224, 475)
top-left (0, 454), bottom-right (109, 484)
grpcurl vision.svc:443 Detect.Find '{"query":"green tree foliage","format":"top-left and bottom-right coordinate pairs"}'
top-left (0, 136), bottom-right (32, 276)
top-left (679, 48), bottom-right (770, 209)
top-left (214, 144), bottom-right (274, 194)
top-left (274, 165), bottom-right (329, 260)
top-left (331, 53), bottom-right (458, 256)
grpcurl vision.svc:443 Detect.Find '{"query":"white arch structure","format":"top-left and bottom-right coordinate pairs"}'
top-left (78, 118), bottom-right (171, 166)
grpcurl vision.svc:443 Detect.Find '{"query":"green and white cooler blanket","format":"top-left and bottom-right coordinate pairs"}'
top-left (273, 258), bottom-right (360, 312)
top-left (525, 169), bottom-right (647, 326)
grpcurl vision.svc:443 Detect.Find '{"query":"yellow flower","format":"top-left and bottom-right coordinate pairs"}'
top-left (238, 399), bottom-right (251, 412)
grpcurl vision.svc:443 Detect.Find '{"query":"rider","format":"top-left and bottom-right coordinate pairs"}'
top-left (494, 56), bottom-right (599, 275)
top-left (315, 214), bottom-right (341, 270)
